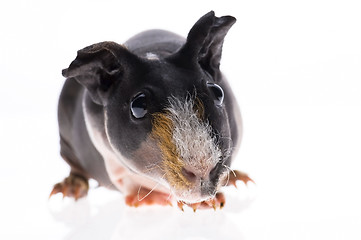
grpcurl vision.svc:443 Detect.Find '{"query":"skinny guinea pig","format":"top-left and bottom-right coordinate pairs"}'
top-left (51, 11), bottom-right (253, 211)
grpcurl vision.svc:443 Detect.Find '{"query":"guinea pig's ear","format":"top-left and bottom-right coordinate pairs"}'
top-left (62, 41), bottom-right (140, 105)
top-left (169, 11), bottom-right (236, 81)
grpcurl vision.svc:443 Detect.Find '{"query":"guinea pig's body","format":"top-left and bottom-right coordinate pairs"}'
top-left (52, 11), bottom-right (252, 209)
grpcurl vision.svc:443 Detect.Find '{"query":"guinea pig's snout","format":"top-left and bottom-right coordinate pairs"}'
top-left (177, 163), bottom-right (219, 203)
top-left (181, 167), bottom-right (197, 182)
top-left (181, 164), bottom-right (216, 183)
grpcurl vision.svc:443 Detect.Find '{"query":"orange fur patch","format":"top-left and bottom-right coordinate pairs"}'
top-left (151, 112), bottom-right (190, 189)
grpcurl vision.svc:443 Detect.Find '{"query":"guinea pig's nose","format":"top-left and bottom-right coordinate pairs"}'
top-left (181, 167), bottom-right (197, 182)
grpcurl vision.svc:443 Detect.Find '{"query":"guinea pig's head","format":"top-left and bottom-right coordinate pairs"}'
top-left (63, 11), bottom-right (237, 204)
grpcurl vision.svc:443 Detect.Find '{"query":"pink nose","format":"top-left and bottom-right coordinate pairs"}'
top-left (181, 167), bottom-right (197, 182)
top-left (181, 165), bottom-right (217, 183)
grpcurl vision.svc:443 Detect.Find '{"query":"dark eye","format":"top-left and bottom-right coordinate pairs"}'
top-left (131, 93), bottom-right (147, 118)
top-left (207, 83), bottom-right (224, 106)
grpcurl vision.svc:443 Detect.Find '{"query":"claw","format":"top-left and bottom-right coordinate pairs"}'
top-left (216, 192), bottom-right (226, 209)
top-left (230, 180), bottom-right (238, 188)
top-left (177, 201), bottom-right (185, 211)
top-left (49, 174), bottom-right (89, 200)
top-left (190, 202), bottom-right (201, 212)
top-left (49, 183), bottom-right (62, 199)
top-left (204, 198), bottom-right (217, 211)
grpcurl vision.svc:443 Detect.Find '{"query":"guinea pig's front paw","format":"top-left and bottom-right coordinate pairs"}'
top-left (177, 192), bottom-right (226, 212)
top-left (125, 188), bottom-right (173, 207)
top-left (49, 173), bottom-right (89, 200)
top-left (227, 170), bottom-right (254, 188)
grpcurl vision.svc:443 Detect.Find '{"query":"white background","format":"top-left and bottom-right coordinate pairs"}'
top-left (1, 0), bottom-right (360, 239)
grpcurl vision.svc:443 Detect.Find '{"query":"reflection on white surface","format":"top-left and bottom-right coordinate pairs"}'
top-left (48, 189), bottom-right (251, 240)
top-left (1, 0), bottom-right (361, 239)
top-left (45, 175), bottom-right (256, 240)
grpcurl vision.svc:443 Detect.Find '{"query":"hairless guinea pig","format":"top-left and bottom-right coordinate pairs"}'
top-left (50, 11), bottom-right (253, 211)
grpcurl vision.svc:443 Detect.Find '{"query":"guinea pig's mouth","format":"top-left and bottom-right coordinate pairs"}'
top-left (167, 167), bottom-right (229, 204)
top-left (172, 186), bottom-right (216, 204)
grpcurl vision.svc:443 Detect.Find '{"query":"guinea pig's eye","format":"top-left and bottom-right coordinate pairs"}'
top-left (207, 83), bottom-right (224, 106)
top-left (130, 93), bottom-right (147, 118)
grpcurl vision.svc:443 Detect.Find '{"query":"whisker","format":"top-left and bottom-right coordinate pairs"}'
top-left (137, 181), bottom-right (160, 202)
top-left (166, 192), bottom-right (172, 201)
top-left (222, 164), bottom-right (231, 187)
top-left (157, 174), bottom-right (174, 201)
top-left (137, 172), bottom-right (169, 202)
top-left (144, 163), bottom-right (163, 173)
top-left (223, 164), bottom-right (236, 178)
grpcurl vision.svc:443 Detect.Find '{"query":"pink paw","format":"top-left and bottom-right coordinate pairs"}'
top-left (228, 170), bottom-right (254, 187)
top-left (49, 174), bottom-right (89, 200)
top-left (125, 188), bottom-right (173, 207)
